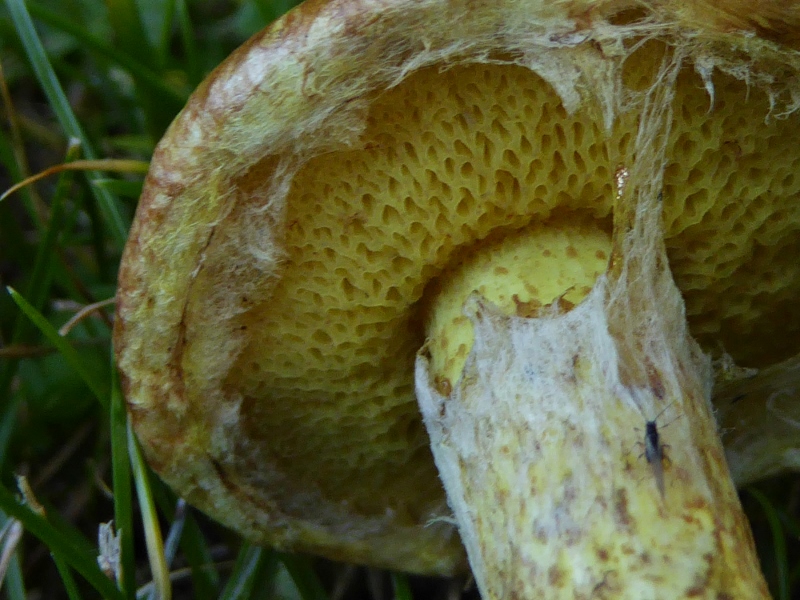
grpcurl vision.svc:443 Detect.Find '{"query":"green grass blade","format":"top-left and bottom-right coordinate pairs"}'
top-left (162, 499), bottom-right (186, 569)
top-left (104, 0), bottom-right (156, 68)
top-left (111, 366), bottom-right (136, 600)
top-left (5, 285), bottom-right (108, 385)
top-left (0, 395), bottom-right (22, 473)
top-left (250, 0), bottom-right (300, 24)
top-left (0, 513), bottom-right (26, 600)
top-left (778, 509), bottom-right (800, 585)
top-left (143, 497), bottom-right (185, 600)
top-left (4, 0), bottom-right (129, 246)
top-left (52, 554), bottom-right (84, 600)
top-left (26, 3), bottom-right (188, 106)
top-left (0, 140), bottom-right (81, 470)
top-left (748, 487), bottom-right (789, 600)
top-left (248, 551), bottom-right (281, 600)
top-left (35, 504), bottom-right (98, 559)
top-left (179, 513), bottom-right (220, 599)
top-left (391, 573), bottom-right (413, 600)
top-left (219, 544), bottom-right (270, 600)
top-left (104, 0), bottom-right (175, 137)
top-left (92, 179), bottom-right (144, 200)
top-left (277, 553), bottom-right (329, 600)
top-left (128, 422), bottom-right (171, 600)
top-left (0, 485), bottom-right (125, 600)
top-left (175, 0), bottom-right (200, 85)
top-left (6, 287), bottom-right (109, 406)
top-left (150, 481), bottom-right (218, 600)
top-left (80, 177), bottom-right (112, 281)
top-left (154, 0), bottom-right (177, 70)
top-left (21, 140), bottom-right (81, 315)
top-left (0, 114), bottom-right (42, 230)
top-left (3, 552), bottom-right (26, 600)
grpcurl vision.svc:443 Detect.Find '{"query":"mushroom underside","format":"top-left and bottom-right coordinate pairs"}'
top-left (115, 1), bottom-right (800, 585)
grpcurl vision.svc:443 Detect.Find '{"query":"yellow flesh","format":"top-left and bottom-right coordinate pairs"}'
top-left (425, 218), bottom-right (611, 387)
top-left (220, 51), bottom-right (800, 531)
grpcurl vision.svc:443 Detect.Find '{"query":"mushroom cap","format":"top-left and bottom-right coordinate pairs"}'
top-left (115, 0), bottom-right (800, 574)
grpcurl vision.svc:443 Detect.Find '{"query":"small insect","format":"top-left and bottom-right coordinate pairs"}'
top-left (638, 404), bottom-right (679, 499)
top-left (643, 419), bottom-right (668, 497)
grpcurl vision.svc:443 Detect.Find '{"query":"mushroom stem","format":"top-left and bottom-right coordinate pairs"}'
top-left (416, 275), bottom-right (767, 597)
top-left (415, 58), bottom-right (769, 598)
top-left (415, 214), bottom-right (768, 598)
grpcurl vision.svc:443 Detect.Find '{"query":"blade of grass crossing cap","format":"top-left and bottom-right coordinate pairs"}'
top-left (150, 482), bottom-right (218, 600)
top-left (111, 365), bottom-right (136, 600)
top-left (143, 500), bottom-right (186, 600)
top-left (128, 421), bottom-right (170, 600)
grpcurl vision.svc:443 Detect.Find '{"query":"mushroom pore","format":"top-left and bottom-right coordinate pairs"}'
top-left (115, 0), bottom-right (800, 596)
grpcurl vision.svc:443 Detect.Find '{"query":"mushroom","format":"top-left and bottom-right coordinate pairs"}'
top-left (115, 0), bottom-right (800, 596)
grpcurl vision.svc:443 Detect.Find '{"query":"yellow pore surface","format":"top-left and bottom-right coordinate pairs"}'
top-left (225, 54), bottom-right (800, 524)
